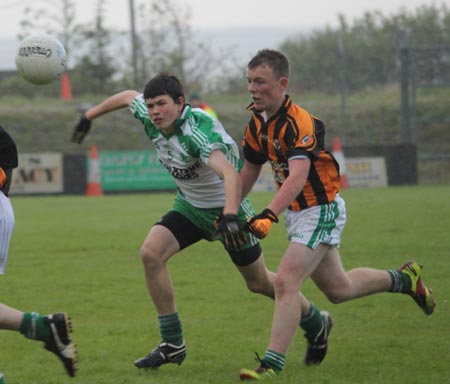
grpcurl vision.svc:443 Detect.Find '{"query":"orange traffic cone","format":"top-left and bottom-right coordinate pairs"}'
top-left (332, 136), bottom-right (349, 189)
top-left (86, 145), bottom-right (103, 196)
top-left (60, 72), bottom-right (72, 100)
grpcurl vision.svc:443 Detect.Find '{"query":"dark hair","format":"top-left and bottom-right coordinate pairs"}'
top-left (247, 49), bottom-right (290, 79)
top-left (143, 72), bottom-right (185, 102)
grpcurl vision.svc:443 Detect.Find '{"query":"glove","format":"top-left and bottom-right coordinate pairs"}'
top-left (71, 116), bottom-right (92, 144)
top-left (214, 214), bottom-right (247, 251)
top-left (247, 208), bottom-right (279, 239)
top-left (0, 166), bottom-right (6, 189)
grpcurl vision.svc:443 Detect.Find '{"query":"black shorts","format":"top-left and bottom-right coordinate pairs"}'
top-left (155, 210), bottom-right (262, 267)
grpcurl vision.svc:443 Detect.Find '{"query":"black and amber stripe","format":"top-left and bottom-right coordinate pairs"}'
top-left (242, 95), bottom-right (340, 211)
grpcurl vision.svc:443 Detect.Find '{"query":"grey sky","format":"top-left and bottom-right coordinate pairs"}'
top-left (0, 0), bottom-right (446, 70)
top-left (1, 0), bottom-right (445, 37)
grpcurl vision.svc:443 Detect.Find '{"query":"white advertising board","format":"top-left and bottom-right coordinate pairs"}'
top-left (10, 153), bottom-right (63, 194)
top-left (346, 157), bottom-right (388, 188)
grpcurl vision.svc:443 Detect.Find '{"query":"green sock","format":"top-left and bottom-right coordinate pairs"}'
top-left (388, 270), bottom-right (411, 292)
top-left (0, 372), bottom-right (5, 384)
top-left (159, 312), bottom-right (183, 345)
top-left (262, 349), bottom-right (285, 373)
top-left (299, 303), bottom-right (323, 337)
top-left (19, 312), bottom-right (50, 342)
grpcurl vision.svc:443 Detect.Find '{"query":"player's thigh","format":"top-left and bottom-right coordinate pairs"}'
top-left (236, 249), bottom-right (272, 281)
top-left (286, 242), bottom-right (326, 281)
top-left (268, 242), bottom-right (324, 289)
top-left (141, 210), bottom-right (204, 262)
top-left (311, 246), bottom-right (350, 292)
top-left (140, 224), bottom-right (181, 263)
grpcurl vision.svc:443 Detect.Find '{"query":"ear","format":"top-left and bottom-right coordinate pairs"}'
top-left (280, 77), bottom-right (289, 90)
top-left (177, 96), bottom-right (185, 105)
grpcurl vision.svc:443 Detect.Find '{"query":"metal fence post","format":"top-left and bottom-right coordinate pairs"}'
top-left (337, 33), bottom-right (347, 145)
top-left (399, 29), bottom-right (411, 143)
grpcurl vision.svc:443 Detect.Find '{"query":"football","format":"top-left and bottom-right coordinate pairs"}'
top-left (15, 34), bottom-right (67, 85)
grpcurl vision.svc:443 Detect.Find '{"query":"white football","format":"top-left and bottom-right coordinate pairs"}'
top-left (15, 34), bottom-right (67, 85)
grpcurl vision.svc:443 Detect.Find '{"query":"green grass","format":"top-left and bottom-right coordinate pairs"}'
top-left (1, 186), bottom-right (449, 383)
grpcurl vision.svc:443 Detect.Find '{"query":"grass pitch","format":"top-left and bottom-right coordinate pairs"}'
top-left (1, 186), bottom-right (449, 383)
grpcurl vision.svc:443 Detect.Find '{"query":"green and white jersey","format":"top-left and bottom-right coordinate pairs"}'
top-left (130, 94), bottom-right (241, 209)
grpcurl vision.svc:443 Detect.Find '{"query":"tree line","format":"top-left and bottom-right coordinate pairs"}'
top-left (280, 2), bottom-right (450, 93)
top-left (1, 1), bottom-right (449, 97)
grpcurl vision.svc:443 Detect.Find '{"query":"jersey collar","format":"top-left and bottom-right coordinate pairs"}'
top-left (171, 104), bottom-right (192, 132)
top-left (247, 95), bottom-right (291, 119)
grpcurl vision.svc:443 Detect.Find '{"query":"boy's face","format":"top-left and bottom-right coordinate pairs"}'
top-left (146, 94), bottom-right (184, 134)
top-left (246, 64), bottom-right (288, 118)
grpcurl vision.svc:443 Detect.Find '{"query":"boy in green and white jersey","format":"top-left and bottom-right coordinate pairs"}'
top-left (71, 73), bottom-right (329, 370)
top-left (131, 92), bottom-right (243, 211)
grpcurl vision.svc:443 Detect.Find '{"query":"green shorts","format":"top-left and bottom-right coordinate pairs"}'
top-left (172, 194), bottom-right (259, 249)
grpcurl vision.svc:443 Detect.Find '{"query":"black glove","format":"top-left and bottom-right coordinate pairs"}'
top-left (71, 116), bottom-right (92, 144)
top-left (247, 208), bottom-right (279, 239)
top-left (214, 214), bottom-right (247, 251)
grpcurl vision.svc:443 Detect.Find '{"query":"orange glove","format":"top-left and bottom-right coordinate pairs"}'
top-left (0, 166), bottom-right (6, 189)
top-left (247, 208), bottom-right (279, 239)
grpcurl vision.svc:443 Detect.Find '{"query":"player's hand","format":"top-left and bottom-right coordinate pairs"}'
top-left (246, 208), bottom-right (279, 239)
top-left (214, 214), bottom-right (247, 251)
top-left (71, 116), bottom-right (91, 144)
top-left (0, 166), bottom-right (6, 188)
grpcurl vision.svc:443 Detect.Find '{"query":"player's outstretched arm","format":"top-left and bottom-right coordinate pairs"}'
top-left (85, 90), bottom-right (140, 120)
top-left (71, 90), bottom-right (140, 144)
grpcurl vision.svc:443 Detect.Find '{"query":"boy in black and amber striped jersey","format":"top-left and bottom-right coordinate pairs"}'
top-left (238, 50), bottom-right (435, 381)
top-left (243, 94), bottom-right (339, 211)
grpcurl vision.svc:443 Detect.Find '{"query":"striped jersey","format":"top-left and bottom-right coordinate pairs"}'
top-left (242, 95), bottom-right (340, 211)
top-left (130, 94), bottom-right (241, 209)
top-left (0, 126), bottom-right (18, 169)
top-left (0, 126), bottom-right (18, 196)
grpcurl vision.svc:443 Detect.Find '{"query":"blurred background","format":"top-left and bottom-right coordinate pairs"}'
top-left (1, 0), bottom-right (449, 190)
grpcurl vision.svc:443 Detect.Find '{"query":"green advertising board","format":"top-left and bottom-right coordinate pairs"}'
top-left (98, 150), bottom-right (176, 191)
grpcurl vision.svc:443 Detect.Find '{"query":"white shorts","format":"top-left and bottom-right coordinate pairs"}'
top-left (284, 194), bottom-right (346, 249)
top-left (0, 191), bottom-right (15, 274)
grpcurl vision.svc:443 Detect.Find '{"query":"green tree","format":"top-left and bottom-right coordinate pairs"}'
top-left (129, 0), bottom-right (239, 93)
top-left (70, 0), bottom-right (117, 94)
top-left (396, 3), bottom-right (450, 86)
top-left (280, 3), bottom-right (450, 93)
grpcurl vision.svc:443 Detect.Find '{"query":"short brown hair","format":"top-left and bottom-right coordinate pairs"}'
top-left (247, 49), bottom-right (290, 79)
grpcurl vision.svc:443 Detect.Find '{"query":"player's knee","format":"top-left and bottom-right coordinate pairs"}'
top-left (323, 289), bottom-right (348, 304)
top-left (273, 274), bottom-right (298, 298)
top-left (245, 279), bottom-right (270, 296)
top-left (245, 280), bottom-right (260, 294)
top-left (139, 244), bottom-right (159, 267)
